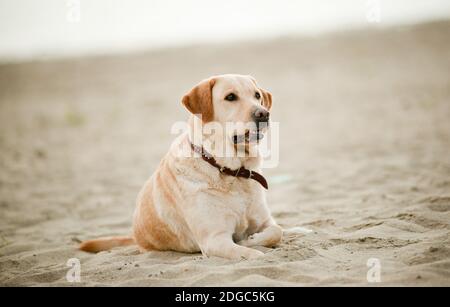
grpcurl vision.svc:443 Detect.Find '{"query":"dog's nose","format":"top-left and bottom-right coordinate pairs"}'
top-left (252, 108), bottom-right (270, 124)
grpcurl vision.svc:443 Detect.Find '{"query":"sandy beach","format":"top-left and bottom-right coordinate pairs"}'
top-left (0, 21), bottom-right (449, 286)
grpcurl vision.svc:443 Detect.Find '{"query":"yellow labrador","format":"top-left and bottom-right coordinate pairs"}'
top-left (80, 74), bottom-right (282, 259)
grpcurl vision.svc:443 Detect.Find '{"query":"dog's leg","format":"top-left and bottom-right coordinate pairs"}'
top-left (201, 233), bottom-right (264, 260)
top-left (237, 224), bottom-right (282, 248)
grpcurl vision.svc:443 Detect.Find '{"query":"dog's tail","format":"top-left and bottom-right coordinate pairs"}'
top-left (79, 236), bottom-right (135, 253)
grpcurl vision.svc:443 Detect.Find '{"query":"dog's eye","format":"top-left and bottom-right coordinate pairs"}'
top-left (255, 92), bottom-right (261, 99)
top-left (225, 93), bottom-right (237, 101)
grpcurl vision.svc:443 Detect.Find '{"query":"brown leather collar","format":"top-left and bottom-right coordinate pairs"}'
top-left (190, 143), bottom-right (268, 190)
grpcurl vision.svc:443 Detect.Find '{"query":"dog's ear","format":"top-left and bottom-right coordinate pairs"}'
top-left (260, 88), bottom-right (273, 110)
top-left (247, 75), bottom-right (272, 110)
top-left (182, 78), bottom-right (216, 123)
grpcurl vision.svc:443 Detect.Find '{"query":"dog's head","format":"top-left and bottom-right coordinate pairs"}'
top-left (182, 74), bottom-right (272, 145)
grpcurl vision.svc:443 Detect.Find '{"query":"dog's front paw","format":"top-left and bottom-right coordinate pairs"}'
top-left (240, 249), bottom-right (264, 260)
top-left (237, 238), bottom-right (252, 247)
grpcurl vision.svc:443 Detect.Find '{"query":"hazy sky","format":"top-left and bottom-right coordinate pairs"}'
top-left (1, 0), bottom-right (449, 61)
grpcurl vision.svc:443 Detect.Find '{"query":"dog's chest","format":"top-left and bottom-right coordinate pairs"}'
top-left (198, 167), bottom-right (266, 240)
top-left (228, 179), bottom-right (263, 241)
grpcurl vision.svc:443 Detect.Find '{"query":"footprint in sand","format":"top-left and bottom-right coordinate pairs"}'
top-left (425, 196), bottom-right (450, 212)
top-left (395, 213), bottom-right (449, 229)
top-left (405, 246), bottom-right (450, 266)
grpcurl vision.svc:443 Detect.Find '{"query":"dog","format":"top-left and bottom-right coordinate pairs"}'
top-left (80, 74), bottom-right (283, 259)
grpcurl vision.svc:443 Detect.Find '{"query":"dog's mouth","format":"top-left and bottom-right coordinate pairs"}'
top-left (232, 129), bottom-right (264, 144)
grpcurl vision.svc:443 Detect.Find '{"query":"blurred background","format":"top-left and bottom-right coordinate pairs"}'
top-left (1, 0), bottom-right (450, 61)
top-left (1, 1), bottom-right (449, 286)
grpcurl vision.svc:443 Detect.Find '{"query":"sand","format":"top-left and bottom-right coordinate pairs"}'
top-left (0, 21), bottom-right (449, 286)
